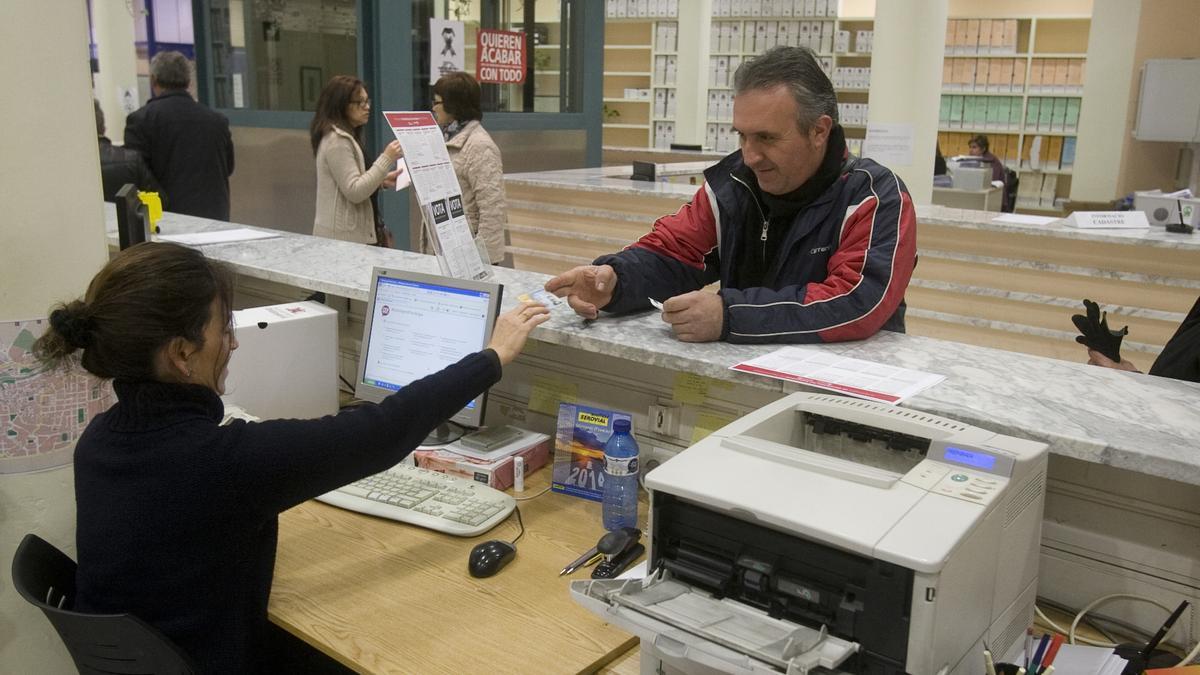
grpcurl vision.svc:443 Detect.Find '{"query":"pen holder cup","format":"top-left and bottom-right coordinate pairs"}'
top-left (994, 664), bottom-right (1021, 675)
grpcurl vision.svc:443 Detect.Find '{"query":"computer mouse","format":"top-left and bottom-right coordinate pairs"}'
top-left (468, 539), bottom-right (516, 578)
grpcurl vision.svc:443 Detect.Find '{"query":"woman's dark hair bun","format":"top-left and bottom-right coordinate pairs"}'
top-left (49, 305), bottom-right (94, 350)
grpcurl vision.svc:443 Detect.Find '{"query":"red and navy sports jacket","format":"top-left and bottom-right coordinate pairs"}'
top-left (594, 150), bottom-right (917, 344)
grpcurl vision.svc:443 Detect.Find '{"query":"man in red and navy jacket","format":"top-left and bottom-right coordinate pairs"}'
top-left (546, 46), bottom-right (916, 344)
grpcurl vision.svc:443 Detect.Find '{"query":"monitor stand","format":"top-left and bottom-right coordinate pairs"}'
top-left (423, 421), bottom-right (467, 446)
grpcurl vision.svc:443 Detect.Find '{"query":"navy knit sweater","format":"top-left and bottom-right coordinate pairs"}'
top-left (73, 350), bottom-right (501, 673)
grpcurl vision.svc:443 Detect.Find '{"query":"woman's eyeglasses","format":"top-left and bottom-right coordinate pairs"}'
top-left (351, 98), bottom-right (371, 109)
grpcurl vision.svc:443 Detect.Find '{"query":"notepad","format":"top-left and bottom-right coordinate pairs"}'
top-left (1033, 643), bottom-right (1128, 675)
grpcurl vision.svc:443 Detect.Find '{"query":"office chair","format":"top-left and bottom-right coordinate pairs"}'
top-left (1002, 167), bottom-right (1019, 213)
top-left (11, 533), bottom-right (195, 675)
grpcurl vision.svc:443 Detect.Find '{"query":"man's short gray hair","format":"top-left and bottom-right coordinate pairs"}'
top-left (150, 51), bottom-right (191, 90)
top-left (733, 46), bottom-right (838, 131)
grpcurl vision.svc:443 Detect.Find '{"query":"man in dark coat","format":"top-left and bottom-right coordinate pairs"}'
top-left (124, 51), bottom-right (234, 220)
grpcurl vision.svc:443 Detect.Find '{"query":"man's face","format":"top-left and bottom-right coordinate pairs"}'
top-left (733, 85), bottom-right (832, 195)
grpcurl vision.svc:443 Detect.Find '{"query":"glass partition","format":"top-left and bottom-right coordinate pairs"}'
top-left (207, 0), bottom-right (358, 111)
top-left (413, 0), bottom-right (580, 114)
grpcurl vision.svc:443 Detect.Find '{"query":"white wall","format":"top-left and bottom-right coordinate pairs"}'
top-left (92, 0), bottom-right (139, 143)
top-left (0, 1), bottom-right (109, 670)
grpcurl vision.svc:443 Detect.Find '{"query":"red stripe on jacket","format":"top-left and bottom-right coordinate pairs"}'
top-left (813, 188), bottom-right (916, 342)
top-left (630, 185), bottom-right (717, 271)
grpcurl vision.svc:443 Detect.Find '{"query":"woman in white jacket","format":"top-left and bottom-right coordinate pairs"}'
top-left (424, 72), bottom-right (510, 265)
top-left (310, 75), bottom-right (401, 245)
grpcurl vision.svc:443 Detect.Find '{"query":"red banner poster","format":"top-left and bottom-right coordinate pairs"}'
top-left (475, 29), bottom-right (526, 84)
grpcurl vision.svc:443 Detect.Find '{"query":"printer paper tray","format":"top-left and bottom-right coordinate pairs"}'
top-left (570, 576), bottom-right (858, 675)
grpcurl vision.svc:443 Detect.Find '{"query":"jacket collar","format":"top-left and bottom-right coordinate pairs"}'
top-left (149, 89), bottom-right (192, 104)
top-left (445, 120), bottom-right (481, 149)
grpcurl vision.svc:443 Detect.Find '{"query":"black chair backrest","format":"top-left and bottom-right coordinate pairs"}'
top-left (11, 534), bottom-right (195, 675)
top-left (1002, 167), bottom-right (1020, 213)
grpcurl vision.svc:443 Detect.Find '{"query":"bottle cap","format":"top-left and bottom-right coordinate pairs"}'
top-left (613, 419), bottom-right (631, 433)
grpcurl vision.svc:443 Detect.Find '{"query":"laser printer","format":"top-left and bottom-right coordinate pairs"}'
top-left (572, 393), bottom-right (1048, 675)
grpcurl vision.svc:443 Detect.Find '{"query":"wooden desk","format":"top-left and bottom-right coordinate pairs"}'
top-left (269, 470), bottom-right (641, 674)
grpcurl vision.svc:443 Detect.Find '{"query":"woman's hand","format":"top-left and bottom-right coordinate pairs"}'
top-left (487, 302), bottom-right (550, 366)
top-left (382, 140), bottom-right (402, 162)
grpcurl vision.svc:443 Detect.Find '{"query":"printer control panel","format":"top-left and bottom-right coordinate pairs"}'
top-left (932, 469), bottom-right (1005, 506)
top-left (903, 459), bottom-right (1007, 506)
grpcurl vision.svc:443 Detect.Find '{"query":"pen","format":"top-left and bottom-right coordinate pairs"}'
top-left (983, 649), bottom-right (997, 675)
top-left (559, 546), bottom-right (598, 576)
top-left (1039, 634), bottom-right (1064, 674)
top-left (1141, 599), bottom-right (1189, 660)
top-left (1025, 629), bottom-right (1033, 669)
top-left (1041, 667), bottom-right (1054, 675)
top-left (1029, 634), bottom-right (1050, 675)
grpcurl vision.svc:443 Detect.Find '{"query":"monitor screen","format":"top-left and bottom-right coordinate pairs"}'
top-left (355, 267), bottom-right (502, 429)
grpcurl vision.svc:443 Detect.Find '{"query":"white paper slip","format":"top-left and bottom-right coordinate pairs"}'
top-left (730, 347), bottom-right (944, 404)
top-left (517, 288), bottom-right (563, 308)
top-left (158, 228), bottom-right (280, 246)
top-left (649, 298), bottom-right (664, 310)
top-left (991, 213), bottom-right (1057, 226)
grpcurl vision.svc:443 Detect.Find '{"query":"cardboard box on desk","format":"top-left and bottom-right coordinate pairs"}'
top-left (413, 431), bottom-right (551, 491)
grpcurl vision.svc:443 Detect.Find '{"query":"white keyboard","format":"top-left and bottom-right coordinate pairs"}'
top-left (316, 463), bottom-right (516, 537)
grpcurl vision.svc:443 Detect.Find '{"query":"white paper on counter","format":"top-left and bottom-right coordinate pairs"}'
top-left (730, 346), bottom-right (944, 404)
top-left (158, 228), bottom-right (279, 246)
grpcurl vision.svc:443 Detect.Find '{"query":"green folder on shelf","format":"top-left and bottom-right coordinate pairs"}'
top-left (1025, 97), bottom-right (1040, 130)
top-left (1065, 98), bottom-right (1081, 133)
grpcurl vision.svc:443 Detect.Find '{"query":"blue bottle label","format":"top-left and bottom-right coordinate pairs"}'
top-left (605, 455), bottom-right (639, 477)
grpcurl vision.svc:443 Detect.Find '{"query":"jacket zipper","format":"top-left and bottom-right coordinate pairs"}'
top-left (730, 173), bottom-right (770, 265)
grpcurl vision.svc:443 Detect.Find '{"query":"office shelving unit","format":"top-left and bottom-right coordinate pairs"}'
top-left (602, 3), bottom-right (680, 149)
top-left (936, 16), bottom-right (1090, 213)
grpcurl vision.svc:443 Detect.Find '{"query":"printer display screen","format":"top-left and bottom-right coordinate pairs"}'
top-left (943, 446), bottom-right (996, 470)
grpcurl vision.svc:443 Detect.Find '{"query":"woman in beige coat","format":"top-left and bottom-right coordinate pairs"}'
top-left (426, 72), bottom-right (509, 265)
top-left (310, 75), bottom-right (402, 245)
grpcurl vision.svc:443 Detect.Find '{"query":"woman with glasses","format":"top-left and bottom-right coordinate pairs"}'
top-left (425, 72), bottom-right (510, 265)
top-left (310, 75), bottom-right (402, 245)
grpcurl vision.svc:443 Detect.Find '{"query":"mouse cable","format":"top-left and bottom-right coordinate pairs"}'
top-left (514, 485), bottom-right (552, 501)
top-left (509, 505), bottom-right (525, 545)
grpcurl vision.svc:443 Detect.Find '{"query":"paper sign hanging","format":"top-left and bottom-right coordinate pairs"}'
top-left (430, 18), bottom-right (465, 81)
top-left (382, 111), bottom-right (489, 281)
top-left (476, 29), bottom-right (526, 84)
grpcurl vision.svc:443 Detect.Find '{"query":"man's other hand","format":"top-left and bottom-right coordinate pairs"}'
top-left (544, 264), bottom-right (617, 320)
top-left (1086, 348), bottom-right (1141, 373)
top-left (662, 291), bottom-right (724, 342)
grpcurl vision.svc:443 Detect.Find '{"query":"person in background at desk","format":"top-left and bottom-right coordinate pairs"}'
top-left (33, 242), bottom-right (548, 674)
top-left (545, 46), bottom-right (916, 343)
top-left (1085, 294), bottom-right (1200, 383)
top-left (124, 51), bottom-right (234, 221)
top-left (968, 134), bottom-right (1006, 185)
top-left (422, 71), bottom-right (511, 266)
top-left (310, 75), bottom-right (404, 246)
top-left (95, 99), bottom-right (160, 203)
top-left (933, 145), bottom-right (952, 188)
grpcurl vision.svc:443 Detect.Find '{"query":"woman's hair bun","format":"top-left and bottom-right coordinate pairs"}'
top-left (49, 305), bottom-right (95, 350)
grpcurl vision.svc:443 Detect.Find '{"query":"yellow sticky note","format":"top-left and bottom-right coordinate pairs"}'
top-left (528, 376), bottom-right (577, 416)
top-left (673, 372), bottom-right (709, 405)
top-left (691, 412), bottom-right (734, 444)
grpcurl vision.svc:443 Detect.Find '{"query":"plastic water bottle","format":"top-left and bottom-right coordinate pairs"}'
top-left (602, 419), bottom-right (640, 531)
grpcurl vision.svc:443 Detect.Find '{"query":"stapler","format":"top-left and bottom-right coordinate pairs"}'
top-left (591, 527), bottom-right (644, 579)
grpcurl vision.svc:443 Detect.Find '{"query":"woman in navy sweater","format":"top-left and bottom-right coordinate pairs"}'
top-left (34, 242), bottom-right (548, 673)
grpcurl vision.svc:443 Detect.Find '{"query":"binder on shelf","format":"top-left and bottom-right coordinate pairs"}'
top-left (978, 19), bottom-right (993, 54)
top-left (1038, 97), bottom-right (1054, 132)
top-left (1067, 59), bottom-right (1084, 93)
top-left (949, 95), bottom-right (965, 129)
top-left (1053, 58), bottom-right (1069, 93)
top-left (1064, 98), bottom-right (1080, 133)
top-left (1046, 136), bottom-right (1064, 170)
top-left (1012, 56), bottom-right (1026, 89)
top-left (1050, 97), bottom-right (1067, 133)
top-left (1060, 137), bottom-right (1076, 169)
top-left (1025, 97), bottom-right (1040, 130)
top-left (974, 58), bottom-right (989, 91)
top-left (992, 19), bottom-right (1007, 52)
top-left (1029, 60), bottom-right (1045, 92)
top-left (1008, 96), bottom-right (1023, 131)
top-left (966, 19), bottom-right (980, 53)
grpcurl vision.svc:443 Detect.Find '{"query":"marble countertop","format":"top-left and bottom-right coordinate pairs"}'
top-left (506, 164), bottom-right (1200, 251)
top-left (106, 206), bottom-right (1200, 486)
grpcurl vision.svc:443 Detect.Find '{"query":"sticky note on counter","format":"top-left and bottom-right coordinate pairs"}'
top-left (691, 411), bottom-right (735, 443)
top-left (673, 372), bottom-right (709, 405)
top-left (528, 376), bottom-right (578, 416)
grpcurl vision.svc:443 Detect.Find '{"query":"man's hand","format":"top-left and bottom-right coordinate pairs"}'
top-left (544, 265), bottom-right (617, 320)
top-left (1086, 349), bottom-right (1141, 373)
top-left (661, 291), bottom-right (724, 342)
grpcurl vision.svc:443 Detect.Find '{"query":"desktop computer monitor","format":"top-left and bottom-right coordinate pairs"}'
top-left (355, 267), bottom-right (502, 437)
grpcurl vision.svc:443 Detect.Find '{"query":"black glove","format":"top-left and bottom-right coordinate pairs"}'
top-left (1071, 298), bottom-right (1128, 363)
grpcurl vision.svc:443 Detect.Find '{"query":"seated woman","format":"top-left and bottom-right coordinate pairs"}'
top-left (311, 75), bottom-right (403, 245)
top-left (34, 242), bottom-right (548, 672)
top-left (967, 134), bottom-right (1005, 185)
top-left (424, 72), bottom-right (510, 265)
